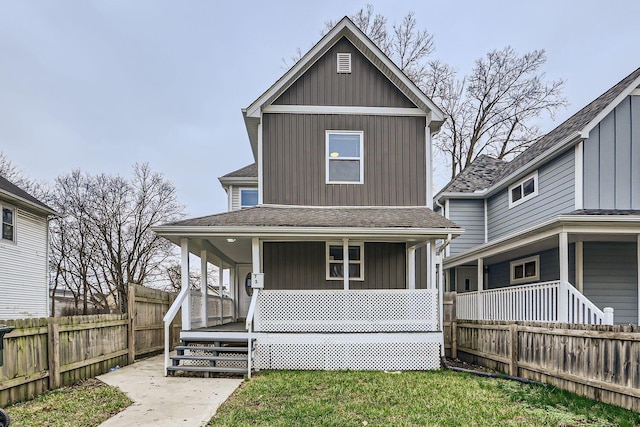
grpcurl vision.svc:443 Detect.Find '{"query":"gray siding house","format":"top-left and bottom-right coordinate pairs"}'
top-left (436, 67), bottom-right (640, 325)
top-left (155, 17), bottom-right (462, 375)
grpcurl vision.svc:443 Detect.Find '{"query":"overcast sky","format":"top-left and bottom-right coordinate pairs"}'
top-left (1, 1), bottom-right (639, 217)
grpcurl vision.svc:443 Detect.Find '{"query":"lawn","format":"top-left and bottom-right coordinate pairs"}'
top-left (211, 370), bottom-right (640, 427)
top-left (4, 378), bottom-right (131, 427)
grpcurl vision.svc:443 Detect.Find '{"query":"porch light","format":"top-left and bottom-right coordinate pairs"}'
top-left (330, 152), bottom-right (339, 157)
top-left (226, 238), bottom-right (236, 243)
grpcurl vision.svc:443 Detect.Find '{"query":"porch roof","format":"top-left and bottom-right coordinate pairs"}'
top-left (160, 204), bottom-right (460, 230)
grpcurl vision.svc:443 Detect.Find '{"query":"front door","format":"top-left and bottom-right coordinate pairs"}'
top-left (237, 265), bottom-right (253, 320)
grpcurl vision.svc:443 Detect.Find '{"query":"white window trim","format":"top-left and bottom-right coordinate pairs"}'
top-left (326, 241), bottom-right (364, 281)
top-left (239, 188), bottom-right (259, 209)
top-left (508, 171), bottom-right (538, 209)
top-left (1, 204), bottom-right (17, 244)
top-left (326, 130), bottom-right (364, 184)
top-left (510, 255), bottom-right (540, 285)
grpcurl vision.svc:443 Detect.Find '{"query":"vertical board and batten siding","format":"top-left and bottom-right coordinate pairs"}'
top-left (583, 242), bottom-right (638, 324)
top-left (447, 199), bottom-right (485, 255)
top-left (487, 149), bottom-right (575, 241)
top-left (263, 114), bottom-right (426, 206)
top-left (274, 37), bottom-right (415, 108)
top-left (487, 246), bottom-right (576, 289)
top-left (0, 208), bottom-right (49, 319)
top-left (263, 242), bottom-right (406, 290)
top-left (583, 95), bottom-right (640, 209)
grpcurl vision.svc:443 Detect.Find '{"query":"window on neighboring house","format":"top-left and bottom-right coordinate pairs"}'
top-left (326, 242), bottom-right (364, 281)
top-left (2, 206), bottom-right (15, 242)
top-left (240, 189), bottom-right (258, 209)
top-left (326, 131), bottom-right (363, 184)
top-left (510, 255), bottom-right (540, 284)
top-left (508, 171), bottom-right (538, 208)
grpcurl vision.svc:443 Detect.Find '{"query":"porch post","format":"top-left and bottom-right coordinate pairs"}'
top-left (477, 258), bottom-right (484, 320)
top-left (429, 242), bottom-right (437, 290)
top-left (407, 245), bottom-right (416, 289)
top-left (637, 235), bottom-right (640, 325)
top-left (575, 241), bottom-right (583, 292)
top-left (342, 238), bottom-right (349, 290)
top-left (229, 266), bottom-right (236, 321)
top-left (219, 261), bottom-right (224, 324)
top-left (200, 250), bottom-right (208, 328)
top-left (180, 238), bottom-right (191, 331)
top-left (252, 237), bottom-right (261, 274)
top-left (559, 232), bottom-right (569, 284)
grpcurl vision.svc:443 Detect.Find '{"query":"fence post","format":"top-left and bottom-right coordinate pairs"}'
top-left (509, 324), bottom-right (518, 376)
top-left (47, 318), bottom-right (60, 389)
top-left (558, 281), bottom-right (569, 322)
top-left (451, 321), bottom-right (457, 359)
top-left (128, 283), bottom-right (136, 364)
top-left (603, 307), bottom-right (614, 325)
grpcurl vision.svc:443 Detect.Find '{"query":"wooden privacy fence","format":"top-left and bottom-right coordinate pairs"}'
top-left (453, 320), bottom-right (640, 412)
top-left (0, 284), bottom-right (180, 406)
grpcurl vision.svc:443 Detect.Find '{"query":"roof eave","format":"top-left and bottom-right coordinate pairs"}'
top-left (0, 189), bottom-right (58, 217)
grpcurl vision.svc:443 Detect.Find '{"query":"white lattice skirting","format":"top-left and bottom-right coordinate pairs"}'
top-left (255, 333), bottom-right (442, 371)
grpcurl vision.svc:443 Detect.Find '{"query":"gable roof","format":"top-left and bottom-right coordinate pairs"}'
top-left (242, 16), bottom-right (446, 157)
top-left (0, 175), bottom-right (57, 216)
top-left (437, 66), bottom-right (640, 200)
top-left (221, 163), bottom-right (257, 178)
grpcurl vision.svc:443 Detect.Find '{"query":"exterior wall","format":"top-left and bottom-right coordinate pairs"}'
top-left (415, 246), bottom-right (428, 290)
top-left (274, 37), bottom-right (415, 108)
top-left (583, 242), bottom-right (638, 324)
top-left (0, 208), bottom-right (49, 319)
top-left (263, 114), bottom-right (426, 206)
top-left (448, 199), bottom-right (485, 255)
top-left (486, 245), bottom-right (576, 289)
top-left (583, 95), bottom-right (640, 209)
top-left (263, 242), bottom-right (406, 290)
top-left (487, 148), bottom-right (575, 241)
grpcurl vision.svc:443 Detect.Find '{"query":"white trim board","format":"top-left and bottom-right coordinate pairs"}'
top-left (263, 105), bottom-right (427, 116)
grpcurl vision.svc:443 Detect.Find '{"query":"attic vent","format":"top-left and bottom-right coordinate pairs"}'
top-left (336, 53), bottom-right (351, 73)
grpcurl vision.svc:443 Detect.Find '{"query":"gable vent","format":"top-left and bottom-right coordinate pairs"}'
top-left (336, 53), bottom-right (351, 73)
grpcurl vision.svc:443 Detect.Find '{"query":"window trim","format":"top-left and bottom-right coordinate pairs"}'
top-left (325, 241), bottom-right (364, 281)
top-left (508, 171), bottom-right (538, 209)
top-left (510, 255), bottom-right (540, 285)
top-left (239, 188), bottom-right (259, 209)
top-left (1, 204), bottom-right (16, 243)
top-left (325, 130), bottom-right (364, 184)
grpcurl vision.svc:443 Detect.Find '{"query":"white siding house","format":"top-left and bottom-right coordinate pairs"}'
top-left (0, 176), bottom-right (57, 319)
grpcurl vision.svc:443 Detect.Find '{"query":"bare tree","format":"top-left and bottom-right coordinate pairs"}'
top-left (322, 6), bottom-right (567, 180)
top-left (0, 152), bottom-right (36, 193)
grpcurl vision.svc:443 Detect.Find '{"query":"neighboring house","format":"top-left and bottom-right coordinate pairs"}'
top-left (155, 17), bottom-right (462, 375)
top-left (0, 176), bottom-right (57, 319)
top-left (435, 66), bottom-right (640, 325)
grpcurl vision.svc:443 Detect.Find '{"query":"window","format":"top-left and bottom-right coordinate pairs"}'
top-left (510, 255), bottom-right (540, 284)
top-left (2, 206), bottom-right (15, 242)
top-left (326, 131), bottom-right (363, 184)
top-left (508, 171), bottom-right (538, 208)
top-left (326, 242), bottom-right (364, 281)
top-left (240, 189), bottom-right (258, 209)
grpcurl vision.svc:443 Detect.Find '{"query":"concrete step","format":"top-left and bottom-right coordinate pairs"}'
top-left (167, 365), bottom-right (247, 374)
top-left (175, 345), bottom-right (249, 353)
top-left (171, 355), bottom-right (248, 363)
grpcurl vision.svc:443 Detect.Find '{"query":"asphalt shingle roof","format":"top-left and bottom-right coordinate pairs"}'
top-left (221, 163), bottom-right (257, 178)
top-left (166, 205), bottom-right (460, 230)
top-left (0, 175), bottom-right (54, 214)
top-left (439, 155), bottom-right (505, 194)
top-left (569, 209), bottom-right (640, 216)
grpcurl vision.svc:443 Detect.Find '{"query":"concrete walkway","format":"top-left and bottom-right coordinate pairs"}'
top-left (97, 354), bottom-right (242, 427)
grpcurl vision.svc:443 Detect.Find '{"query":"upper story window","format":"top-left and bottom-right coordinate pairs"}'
top-left (326, 131), bottom-right (364, 184)
top-left (510, 255), bottom-right (539, 285)
top-left (508, 171), bottom-right (538, 208)
top-left (240, 189), bottom-right (258, 209)
top-left (326, 242), bottom-right (364, 281)
top-left (2, 206), bottom-right (15, 242)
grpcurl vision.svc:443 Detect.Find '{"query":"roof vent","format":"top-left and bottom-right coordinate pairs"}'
top-left (336, 53), bottom-right (351, 73)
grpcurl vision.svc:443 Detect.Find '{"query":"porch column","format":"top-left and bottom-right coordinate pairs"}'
top-left (200, 250), bottom-right (208, 328)
top-left (252, 237), bottom-right (261, 274)
top-left (559, 232), bottom-right (569, 284)
top-left (477, 258), bottom-right (484, 320)
top-left (407, 245), bottom-right (416, 290)
top-left (637, 235), bottom-right (640, 325)
top-left (180, 238), bottom-right (191, 331)
top-left (575, 241), bottom-right (583, 292)
top-left (229, 266), bottom-right (236, 321)
top-left (219, 261), bottom-right (224, 324)
top-left (342, 238), bottom-right (349, 290)
top-left (429, 242), bottom-right (437, 290)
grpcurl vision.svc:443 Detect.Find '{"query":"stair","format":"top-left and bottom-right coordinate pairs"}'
top-left (168, 337), bottom-right (255, 376)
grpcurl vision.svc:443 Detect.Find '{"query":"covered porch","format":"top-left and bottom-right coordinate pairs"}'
top-left (445, 212), bottom-right (640, 325)
top-left (154, 205), bottom-right (462, 375)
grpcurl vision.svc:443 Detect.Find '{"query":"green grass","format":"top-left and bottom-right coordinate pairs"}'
top-left (5, 378), bottom-right (132, 427)
top-left (211, 370), bottom-right (640, 427)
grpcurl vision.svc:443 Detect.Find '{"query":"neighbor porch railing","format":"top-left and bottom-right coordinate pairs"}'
top-left (253, 289), bottom-right (440, 332)
top-left (457, 281), bottom-right (614, 325)
top-left (188, 290), bottom-right (235, 329)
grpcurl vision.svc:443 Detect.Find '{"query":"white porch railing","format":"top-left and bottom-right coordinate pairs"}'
top-left (253, 289), bottom-right (440, 333)
top-left (188, 290), bottom-right (235, 329)
top-left (457, 281), bottom-right (614, 325)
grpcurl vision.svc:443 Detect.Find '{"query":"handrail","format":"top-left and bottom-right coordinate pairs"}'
top-left (245, 289), bottom-right (260, 331)
top-left (162, 286), bottom-right (191, 376)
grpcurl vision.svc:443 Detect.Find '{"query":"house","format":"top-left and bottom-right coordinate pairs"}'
top-left (154, 16), bottom-right (462, 375)
top-left (0, 175), bottom-right (57, 319)
top-left (435, 66), bottom-right (640, 325)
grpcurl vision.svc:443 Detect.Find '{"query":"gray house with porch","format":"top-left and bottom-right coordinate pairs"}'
top-left (155, 17), bottom-right (462, 375)
top-left (436, 66), bottom-right (640, 325)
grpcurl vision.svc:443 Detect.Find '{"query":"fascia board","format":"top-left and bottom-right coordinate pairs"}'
top-left (581, 74), bottom-right (640, 136)
top-left (0, 190), bottom-right (58, 217)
